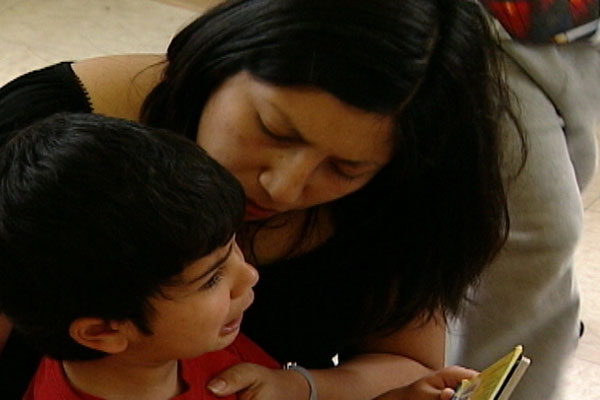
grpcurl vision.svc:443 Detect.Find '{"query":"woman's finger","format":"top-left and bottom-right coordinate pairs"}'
top-left (208, 362), bottom-right (264, 396)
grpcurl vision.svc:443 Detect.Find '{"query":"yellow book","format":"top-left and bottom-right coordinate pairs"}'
top-left (451, 346), bottom-right (531, 400)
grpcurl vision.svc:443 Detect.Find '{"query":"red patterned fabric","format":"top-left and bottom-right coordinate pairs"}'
top-left (482, 0), bottom-right (599, 42)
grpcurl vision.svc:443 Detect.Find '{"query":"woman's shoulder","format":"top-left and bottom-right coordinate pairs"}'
top-left (72, 54), bottom-right (166, 121)
top-left (0, 62), bottom-right (83, 107)
top-left (0, 62), bottom-right (91, 142)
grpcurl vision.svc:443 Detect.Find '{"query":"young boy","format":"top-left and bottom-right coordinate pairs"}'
top-left (0, 112), bottom-right (477, 400)
top-left (0, 113), bottom-right (279, 399)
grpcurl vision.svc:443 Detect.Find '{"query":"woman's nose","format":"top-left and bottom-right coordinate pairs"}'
top-left (259, 150), bottom-right (319, 206)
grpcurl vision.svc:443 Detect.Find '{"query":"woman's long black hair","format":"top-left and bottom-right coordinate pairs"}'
top-left (141, 0), bottom-right (524, 342)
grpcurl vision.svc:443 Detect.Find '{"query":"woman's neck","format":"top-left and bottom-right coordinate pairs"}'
top-left (62, 356), bottom-right (182, 400)
top-left (241, 208), bottom-right (334, 265)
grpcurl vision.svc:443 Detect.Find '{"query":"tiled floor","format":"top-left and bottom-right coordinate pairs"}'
top-left (0, 0), bottom-right (598, 398)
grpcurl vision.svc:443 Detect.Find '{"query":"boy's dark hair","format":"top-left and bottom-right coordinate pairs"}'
top-left (0, 113), bottom-right (245, 361)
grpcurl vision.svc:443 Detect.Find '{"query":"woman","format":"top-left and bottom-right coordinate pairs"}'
top-left (0, 0), bottom-right (519, 398)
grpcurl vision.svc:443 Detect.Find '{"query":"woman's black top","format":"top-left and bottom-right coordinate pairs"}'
top-left (0, 63), bottom-right (375, 395)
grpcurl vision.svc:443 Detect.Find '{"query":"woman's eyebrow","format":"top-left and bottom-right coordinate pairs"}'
top-left (185, 242), bottom-right (234, 285)
top-left (263, 100), bottom-right (308, 140)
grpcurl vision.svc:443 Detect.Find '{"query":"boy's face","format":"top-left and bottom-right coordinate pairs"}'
top-left (124, 237), bottom-right (258, 361)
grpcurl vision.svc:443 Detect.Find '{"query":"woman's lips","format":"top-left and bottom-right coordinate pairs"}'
top-left (245, 199), bottom-right (278, 220)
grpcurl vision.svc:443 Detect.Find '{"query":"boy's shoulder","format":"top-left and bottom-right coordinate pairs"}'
top-left (25, 334), bottom-right (279, 400)
top-left (23, 357), bottom-right (100, 400)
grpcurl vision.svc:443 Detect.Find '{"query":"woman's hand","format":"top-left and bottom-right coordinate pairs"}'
top-left (208, 362), bottom-right (310, 400)
top-left (207, 315), bottom-right (447, 400)
top-left (208, 362), bottom-right (476, 400)
top-left (375, 366), bottom-right (478, 400)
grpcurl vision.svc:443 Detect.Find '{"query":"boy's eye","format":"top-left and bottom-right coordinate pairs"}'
top-left (200, 266), bottom-right (225, 290)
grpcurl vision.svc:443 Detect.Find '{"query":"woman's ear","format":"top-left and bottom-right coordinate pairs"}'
top-left (68, 318), bottom-right (131, 354)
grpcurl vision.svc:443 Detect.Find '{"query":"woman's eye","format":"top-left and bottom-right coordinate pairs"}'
top-left (330, 163), bottom-right (361, 182)
top-left (200, 266), bottom-right (225, 290)
top-left (257, 116), bottom-right (294, 142)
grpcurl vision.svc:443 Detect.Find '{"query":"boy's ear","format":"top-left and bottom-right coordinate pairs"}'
top-left (68, 318), bottom-right (131, 354)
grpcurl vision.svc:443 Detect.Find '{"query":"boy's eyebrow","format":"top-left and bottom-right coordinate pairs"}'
top-left (186, 242), bottom-right (234, 285)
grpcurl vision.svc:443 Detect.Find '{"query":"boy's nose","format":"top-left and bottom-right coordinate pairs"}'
top-left (231, 261), bottom-right (259, 299)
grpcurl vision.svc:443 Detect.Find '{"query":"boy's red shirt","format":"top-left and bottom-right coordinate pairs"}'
top-left (23, 334), bottom-right (280, 399)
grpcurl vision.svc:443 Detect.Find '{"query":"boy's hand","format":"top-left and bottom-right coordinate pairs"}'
top-left (208, 362), bottom-right (310, 400)
top-left (375, 366), bottom-right (478, 400)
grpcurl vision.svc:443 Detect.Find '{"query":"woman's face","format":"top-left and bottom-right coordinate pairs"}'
top-left (197, 71), bottom-right (394, 221)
